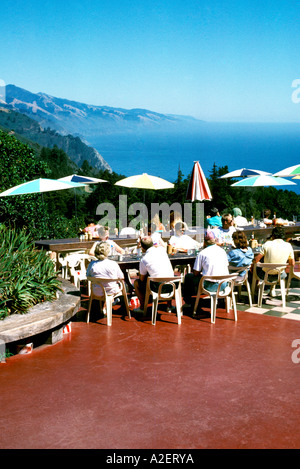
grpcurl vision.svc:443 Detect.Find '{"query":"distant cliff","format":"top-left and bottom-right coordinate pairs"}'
top-left (0, 107), bottom-right (111, 171)
top-left (3, 84), bottom-right (201, 139)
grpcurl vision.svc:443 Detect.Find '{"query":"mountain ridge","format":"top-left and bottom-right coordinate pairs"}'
top-left (2, 84), bottom-right (202, 139)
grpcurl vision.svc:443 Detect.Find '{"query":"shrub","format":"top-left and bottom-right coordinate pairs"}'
top-left (0, 225), bottom-right (62, 319)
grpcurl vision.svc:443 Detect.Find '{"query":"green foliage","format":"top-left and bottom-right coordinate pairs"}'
top-left (0, 128), bottom-right (300, 240)
top-left (0, 225), bottom-right (62, 319)
top-left (0, 130), bottom-right (50, 233)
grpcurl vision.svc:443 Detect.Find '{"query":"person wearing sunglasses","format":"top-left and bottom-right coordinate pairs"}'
top-left (168, 222), bottom-right (200, 253)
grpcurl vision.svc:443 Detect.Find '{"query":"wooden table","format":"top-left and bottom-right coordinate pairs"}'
top-left (35, 235), bottom-right (138, 253)
top-left (242, 223), bottom-right (300, 241)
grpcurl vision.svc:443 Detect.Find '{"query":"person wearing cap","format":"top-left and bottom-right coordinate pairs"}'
top-left (204, 208), bottom-right (222, 228)
top-left (86, 241), bottom-right (125, 299)
top-left (182, 230), bottom-right (229, 306)
top-left (232, 207), bottom-right (249, 227)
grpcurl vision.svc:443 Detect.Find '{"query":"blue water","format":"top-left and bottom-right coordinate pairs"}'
top-left (90, 122), bottom-right (300, 193)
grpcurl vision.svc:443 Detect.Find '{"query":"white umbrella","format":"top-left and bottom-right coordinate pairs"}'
top-left (273, 165), bottom-right (300, 178)
top-left (115, 173), bottom-right (174, 190)
top-left (231, 175), bottom-right (296, 187)
top-left (220, 168), bottom-right (271, 179)
top-left (186, 161), bottom-right (212, 201)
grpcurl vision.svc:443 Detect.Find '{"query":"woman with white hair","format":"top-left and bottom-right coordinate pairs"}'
top-left (86, 241), bottom-right (124, 298)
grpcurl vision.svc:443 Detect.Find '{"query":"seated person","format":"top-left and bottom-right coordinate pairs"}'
top-left (133, 237), bottom-right (174, 311)
top-left (149, 223), bottom-right (166, 248)
top-left (86, 242), bottom-right (125, 299)
top-left (182, 231), bottom-right (229, 305)
top-left (204, 207), bottom-right (222, 228)
top-left (89, 225), bottom-right (125, 256)
top-left (151, 213), bottom-right (166, 232)
top-left (169, 222), bottom-right (200, 252)
top-left (232, 208), bottom-right (249, 227)
top-left (83, 218), bottom-right (100, 238)
top-left (253, 226), bottom-right (294, 283)
top-left (168, 210), bottom-right (183, 233)
top-left (211, 213), bottom-right (236, 246)
top-left (263, 209), bottom-right (272, 225)
top-left (227, 231), bottom-right (254, 277)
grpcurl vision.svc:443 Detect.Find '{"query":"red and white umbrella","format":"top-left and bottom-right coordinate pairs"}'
top-left (186, 161), bottom-right (212, 201)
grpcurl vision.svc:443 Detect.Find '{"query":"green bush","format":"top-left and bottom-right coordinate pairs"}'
top-left (0, 225), bottom-right (62, 319)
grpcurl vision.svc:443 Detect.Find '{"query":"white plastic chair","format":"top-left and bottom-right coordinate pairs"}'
top-left (87, 276), bottom-right (131, 326)
top-left (286, 261), bottom-right (300, 293)
top-left (229, 265), bottom-right (253, 307)
top-left (65, 254), bottom-right (92, 288)
top-left (143, 277), bottom-right (182, 325)
top-left (193, 274), bottom-right (239, 323)
top-left (254, 262), bottom-right (288, 308)
top-left (58, 250), bottom-right (87, 279)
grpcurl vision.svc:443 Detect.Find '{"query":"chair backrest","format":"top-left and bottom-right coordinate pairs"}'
top-left (147, 276), bottom-right (181, 298)
top-left (87, 276), bottom-right (125, 298)
top-left (199, 273), bottom-right (239, 297)
top-left (256, 262), bottom-right (288, 285)
top-left (119, 227), bottom-right (137, 236)
top-left (228, 265), bottom-right (251, 284)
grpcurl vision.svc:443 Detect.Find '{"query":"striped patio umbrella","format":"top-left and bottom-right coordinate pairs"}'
top-left (273, 164), bottom-right (300, 178)
top-left (231, 175), bottom-right (296, 187)
top-left (220, 168), bottom-right (271, 178)
top-left (58, 174), bottom-right (107, 184)
top-left (186, 161), bottom-right (212, 201)
top-left (0, 178), bottom-right (85, 196)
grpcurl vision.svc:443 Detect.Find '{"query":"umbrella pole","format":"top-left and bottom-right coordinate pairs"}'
top-left (74, 188), bottom-right (78, 232)
top-left (41, 193), bottom-right (48, 238)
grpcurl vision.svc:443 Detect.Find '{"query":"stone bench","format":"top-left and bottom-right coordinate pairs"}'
top-left (0, 279), bottom-right (82, 346)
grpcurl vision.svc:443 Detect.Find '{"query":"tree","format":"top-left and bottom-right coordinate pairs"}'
top-left (0, 130), bottom-right (49, 234)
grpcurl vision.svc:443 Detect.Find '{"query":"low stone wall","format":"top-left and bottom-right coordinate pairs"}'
top-left (0, 279), bottom-right (81, 345)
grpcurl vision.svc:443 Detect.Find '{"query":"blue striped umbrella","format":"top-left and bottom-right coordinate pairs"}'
top-left (0, 178), bottom-right (85, 196)
top-left (231, 175), bottom-right (296, 187)
top-left (220, 168), bottom-right (271, 178)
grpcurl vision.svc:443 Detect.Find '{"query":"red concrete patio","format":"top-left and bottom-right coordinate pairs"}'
top-left (0, 292), bottom-right (300, 450)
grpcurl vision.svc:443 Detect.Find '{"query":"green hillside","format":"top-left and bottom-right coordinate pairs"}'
top-left (0, 108), bottom-right (111, 171)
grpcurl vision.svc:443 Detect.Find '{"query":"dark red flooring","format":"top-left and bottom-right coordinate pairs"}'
top-left (1, 300), bottom-right (300, 449)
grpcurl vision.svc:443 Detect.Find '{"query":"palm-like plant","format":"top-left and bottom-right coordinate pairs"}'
top-left (0, 225), bottom-right (62, 318)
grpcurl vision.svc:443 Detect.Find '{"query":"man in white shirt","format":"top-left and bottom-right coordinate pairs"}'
top-left (253, 226), bottom-right (294, 289)
top-left (182, 230), bottom-right (229, 306)
top-left (169, 222), bottom-right (200, 252)
top-left (134, 236), bottom-right (174, 311)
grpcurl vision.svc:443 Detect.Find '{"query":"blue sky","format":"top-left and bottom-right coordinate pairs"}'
top-left (1, 0), bottom-right (300, 122)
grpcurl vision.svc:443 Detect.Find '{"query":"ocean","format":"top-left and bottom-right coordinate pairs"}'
top-left (89, 122), bottom-right (300, 193)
